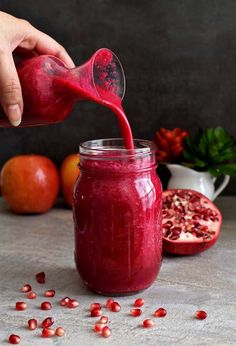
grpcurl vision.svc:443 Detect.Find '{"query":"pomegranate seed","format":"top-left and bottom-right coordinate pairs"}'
top-left (41, 328), bottom-right (55, 337)
top-left (15, 302), bottom-right (27, 311)
top-left (143, 319), bottom-right (155, 328)
top-left (90, 302), bottom-right (102, 311)
top-left (35, 272), bottom-right (45, 284)
top-left (93, 323), bottom-right (104, 332)
top-left (154, 307), bottom-right (167, 317)
top-left (110, 301), bottom-right (121, 312)
top-left (60, 297), bottom-right (70, 306)
top-left (102, 326), bottom-right (111, 338)
top-left (172, 227), bottom-right (181, 235)
top-left (41, 301), bottom-right (52, 310)
top-left (8, 334), bottom-right (21, 344)
top-left (99, 315), bottom-right (108, 324)
top-left (20, 284), bottom-right (31, 293)
top-left (169, 234), bottom-right (180, 240)
top-left (28, 319), bottom-right (37, 330)
top-left (41, 317), bottom-right (54, 328)
top-left (195, 310), bottom-right (207, 320)
top-left (67, 299), bottom-right (79, 308)
top-left (105, 298), bottom-right (114, 309)
top-left (130, 308), bottom-right (142, 317)
top-left (27, 291), bottom-right (37, 299)
top-left (165, 229), bottom-right (172, 237)
top-left (134, 298), bottom-right (144, 307)
top-left (55, 327), bottom-right (65, 337)
top-left (44, 290), bottom-right (55, 297)
top-left (91, 308), bottom-right (102, 317)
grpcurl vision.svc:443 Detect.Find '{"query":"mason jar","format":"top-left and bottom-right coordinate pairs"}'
top-left (73, 138), bottom-right (162, 295)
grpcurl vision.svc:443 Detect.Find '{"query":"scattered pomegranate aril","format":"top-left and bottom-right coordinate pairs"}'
top-left (28, 319), bottom-right (37, 330)
top-left (55, 327), bottom-right (65, 337)
top-left (44, 290), bottom-right (55, 297)
top-left (20, 284), bottom-right (32, 293)
top-left (8, 334), bottom-right (21, 344)
top-left (41, 301), bottom-right (52, 310)
top-left (41, 328), bottom-right (55, 337)
top-left (105, 298), bottom-right (114, 309)
top-left (110, 301), bottom-right (121, 312)
top-left (27, 291), bottom-right (37, 299)
top-left (130, 308), bottom-right (142, 317)
top-left (143, 319), bottom-right (155, 328)
top-left (134, 298), bottom-right (144, 307)
top-left (90, 302), bottom-right (102, 311)
top-left (67, 299), bottom-right (79, 308)
top-left (99, 315), bottom-right (108, 324)
top-left (93, 323), bottom-right (104, 332)
top-left (195, 310), bottom-right (207, 320)
top-left (35, 272), bottom-right (45, 284)
top-left (41, 317), bottom-right (54, 328)
top-left (60, 297), bottom-right (70, 306)
top-left (15, 302), bottom-right (27, 311)
top-left (91, 308), bottom-right (102, 317)
top-left (154, 307), bottom-right (167, 317)
top-left (102, 326), bottom-right (111, 338)
top-left (162, 189), bottom-right (222, 255)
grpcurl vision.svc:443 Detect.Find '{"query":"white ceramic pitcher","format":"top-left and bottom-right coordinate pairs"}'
top-left (166, 164), bottom-right (230, 201)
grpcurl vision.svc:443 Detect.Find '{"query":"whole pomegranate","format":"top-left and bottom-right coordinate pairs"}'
top-left (162, 189), bottom-right (222, 255)
top-left (60, 154), bottom-right (80, 207)
top-left (0, 155), bottom-right (59, 214)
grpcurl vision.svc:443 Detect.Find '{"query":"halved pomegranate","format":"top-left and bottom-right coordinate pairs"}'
top-left (162, 189), bottom-right (222, 255)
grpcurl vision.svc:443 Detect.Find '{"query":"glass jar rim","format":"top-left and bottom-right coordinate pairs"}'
top-left (79, 138), bottom-right (156, 160)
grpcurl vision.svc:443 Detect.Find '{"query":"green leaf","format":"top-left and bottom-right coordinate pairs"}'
top-left (198, 133), bottom-right (208, 158)
top-left (193, 159), bottom-right (208, 168)
top-left (214, 163), bottom-right (236, 176)
top-left (205, 128), bottom-right (214, 144)
top-left (211, 150), bottom-right (236, 163)
top-left (182, 150), bottom-right (195, 161)
top-left (208, 167), bottom-right (221, 177)
top-left (213, 127), bottom-right (234, 150)
top-left (184, 137), bottom-right (196, 155)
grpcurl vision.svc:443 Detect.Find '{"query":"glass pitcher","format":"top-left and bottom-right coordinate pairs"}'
top-left (0, 48), bottom-right (125, 127)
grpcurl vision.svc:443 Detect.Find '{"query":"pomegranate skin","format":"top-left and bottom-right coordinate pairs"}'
top-left (163, 235), bottom-right (219, 255)
top-left (162, 189), bottom-right (222, 256)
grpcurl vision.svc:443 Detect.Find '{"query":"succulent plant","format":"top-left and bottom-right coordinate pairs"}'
top-left (182, 127), bottom-right (236, 176)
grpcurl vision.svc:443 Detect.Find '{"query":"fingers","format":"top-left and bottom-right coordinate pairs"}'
top-left (0, 45), bottom-right (22, 126)
top-left (19, 25), bottom-right (75, 68)
top-left (34, 33), bottom-right (75, 68)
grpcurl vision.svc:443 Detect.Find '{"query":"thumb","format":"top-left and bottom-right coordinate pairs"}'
top-left (0, 45), bottom-right (23, 126)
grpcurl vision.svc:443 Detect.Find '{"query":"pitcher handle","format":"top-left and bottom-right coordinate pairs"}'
top-left (212, 175), bottom-right (230, 201)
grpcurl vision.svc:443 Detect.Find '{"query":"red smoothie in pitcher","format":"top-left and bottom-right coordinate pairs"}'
top-left (0, 49), bottom-right (134, 149)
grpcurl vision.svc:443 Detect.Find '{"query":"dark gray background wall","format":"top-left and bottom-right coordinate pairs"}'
top-left (0, 0), bottom-right (236, 193)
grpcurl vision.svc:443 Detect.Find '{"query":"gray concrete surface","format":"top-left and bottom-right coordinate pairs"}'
top-left (0, 197), bottom-right (235, 346)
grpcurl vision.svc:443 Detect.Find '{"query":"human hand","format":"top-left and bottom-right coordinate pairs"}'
top-left (0, 11), bottom-right (75, 126)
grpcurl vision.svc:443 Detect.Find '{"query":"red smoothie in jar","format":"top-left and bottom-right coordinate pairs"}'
top-left (73, 139), bottom-right (162, 295)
